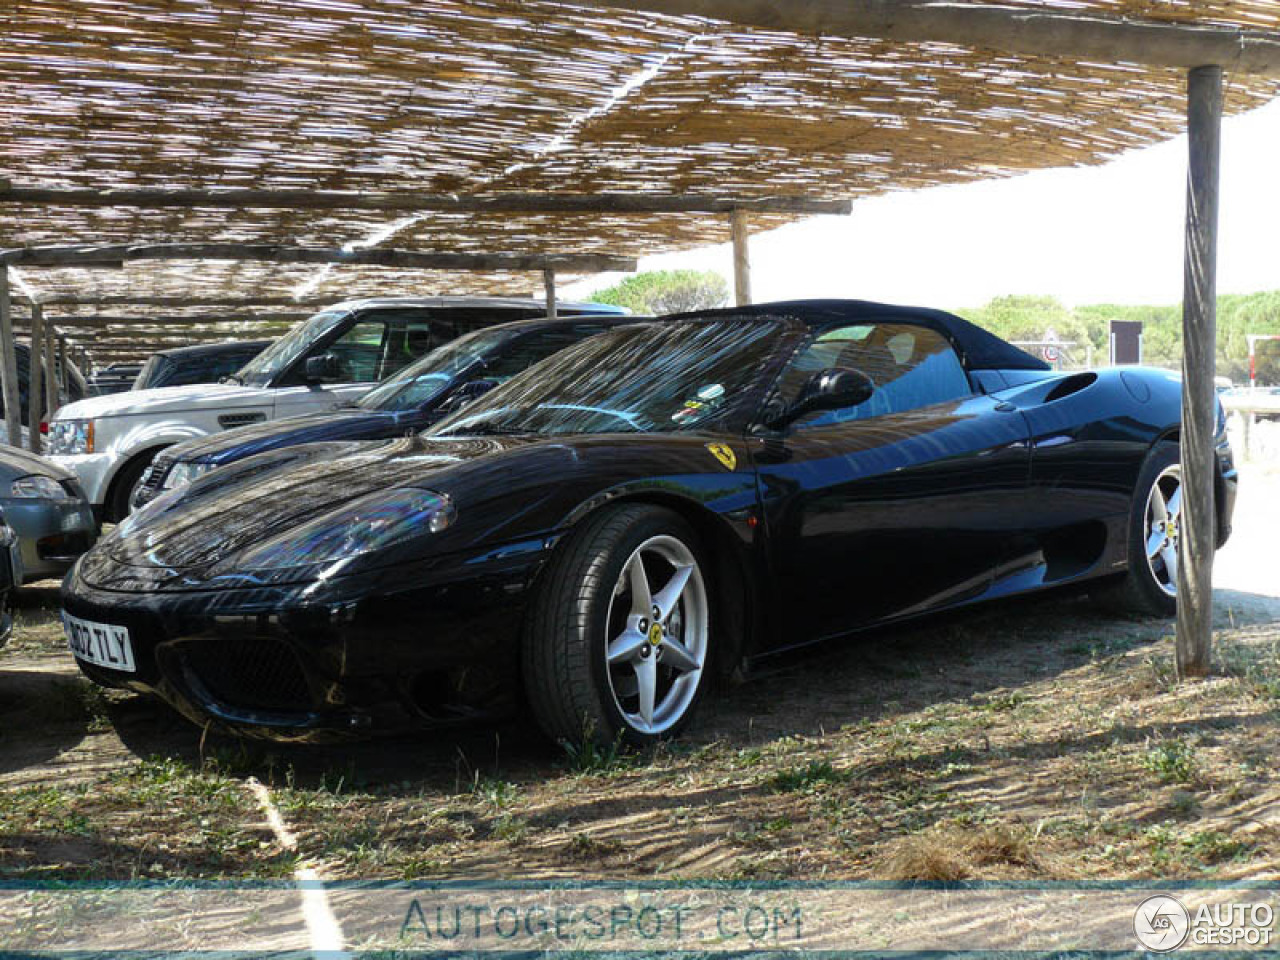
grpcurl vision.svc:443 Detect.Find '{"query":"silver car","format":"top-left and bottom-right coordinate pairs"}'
top-left (0, 444), bottom-right (98, 584)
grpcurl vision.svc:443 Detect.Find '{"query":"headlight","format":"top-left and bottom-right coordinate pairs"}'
top-left (48, 419), bottom-right (94, 455)
top-left (235, 488), bottom-right (456, 571)
top-left (162, 460), bottom-right (216, 491)
top-left (9, 475), bottom-right (73, 500)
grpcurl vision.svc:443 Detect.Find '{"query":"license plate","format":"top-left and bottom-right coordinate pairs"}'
top-left (63, 613), bottom-right (136, 673)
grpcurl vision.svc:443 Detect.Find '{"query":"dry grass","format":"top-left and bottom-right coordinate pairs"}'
top-left (3, 471), bottom-right (1279, 883)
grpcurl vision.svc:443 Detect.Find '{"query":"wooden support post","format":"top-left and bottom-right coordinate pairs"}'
top-left (57, 335), bottom-right (67, 392)
top-left (0, 267), bottom-right (21, 447)
top-left (731, 209), bottom-right (752, 307)
top-left (27, 304), bottom-right (43, 452)
top-left (544, 268), bottom-right (557, 321)
top-left (47, 328), bottom-right (60, 416)
top-left (1176, 64), bottom-right (1223, 679)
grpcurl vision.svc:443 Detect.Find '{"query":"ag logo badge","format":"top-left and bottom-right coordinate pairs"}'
top-left (706, 443), bottom-right (737, 471)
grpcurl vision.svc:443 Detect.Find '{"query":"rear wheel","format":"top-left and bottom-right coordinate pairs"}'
top-left (1101, 443), bottom-right (1184, 616)
top-left (523, 504), bottom-right (711, 747)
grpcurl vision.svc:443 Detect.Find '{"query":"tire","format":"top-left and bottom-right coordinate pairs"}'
top-left (1100, 442), bottom-right (1184, 617)
top-left (106, 450), bottom-right (160, 522)
top-left (523, 504), bottom-right (712, 748)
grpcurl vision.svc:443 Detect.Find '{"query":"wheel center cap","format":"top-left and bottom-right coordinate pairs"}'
top-left (648, 623), bottom-right (663, 647)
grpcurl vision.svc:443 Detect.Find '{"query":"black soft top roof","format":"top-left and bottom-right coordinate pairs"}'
top-left (670, 299), bottom-right (1049, 372)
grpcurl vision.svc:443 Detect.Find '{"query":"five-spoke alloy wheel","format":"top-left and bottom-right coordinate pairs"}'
top-left (523, 504), bottom-right (713, 747)
top-left (1102, 442), bottom-right (1185, 616)
top-left (1143, 463), bottom-right (1183, 598)
top-left (604, 535), bottom-right (708, 736)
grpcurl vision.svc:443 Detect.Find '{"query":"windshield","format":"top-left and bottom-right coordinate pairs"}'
top-left (235, 310), bottom-right (348, 387)
top-left (131, 355), bottom-right (163, 391)
top-left (356, 325), bottom-right (517, 412)
top-left (434, 318), bottom-right (784, 437)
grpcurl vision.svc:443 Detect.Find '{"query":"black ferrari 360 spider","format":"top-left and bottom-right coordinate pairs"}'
top-left (61, 300), bottom-right (1236, 745)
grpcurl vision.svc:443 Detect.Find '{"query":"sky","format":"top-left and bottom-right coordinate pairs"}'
top-left (566, 97), bottom-right (1280, 311)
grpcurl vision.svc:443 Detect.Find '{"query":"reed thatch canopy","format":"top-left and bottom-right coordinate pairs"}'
top-left (3, 0), bottom-right (1279, 360)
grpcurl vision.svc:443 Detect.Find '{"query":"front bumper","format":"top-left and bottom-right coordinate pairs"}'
top-left (0, 496), bottom-right (98, 583)
top-left (47, 452), bottom-right (116, 509)
top-left (61, 550), bottom-right (544, 741)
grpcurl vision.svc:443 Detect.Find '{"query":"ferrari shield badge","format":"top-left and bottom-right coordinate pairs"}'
top-left (706, 442), bottom-right (737, 471)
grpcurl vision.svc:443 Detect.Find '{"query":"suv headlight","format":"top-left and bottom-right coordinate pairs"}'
top-left (48, 420), bottom-right (94, 455)
top-left (162, 461), bottom-right (216, 491)
top-left (235, 488), bottom-right (456, 571)
top-left (9, 475), bottom-right (74, 500)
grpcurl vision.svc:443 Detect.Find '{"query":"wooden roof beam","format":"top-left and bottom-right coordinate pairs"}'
top-left (0, 244), bottom-right (636, 274)
top-left (31, 294), bottom-right (342, 308)
top-left (570, 0), bottom-right (1280, 74)
top-left (24, 313), bottom-right (308, 328)
top-left (0, 186), bottom-right (851, 216)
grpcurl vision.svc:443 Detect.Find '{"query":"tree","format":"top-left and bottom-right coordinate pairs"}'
top-left (591, 270), bottom-right (729, 316)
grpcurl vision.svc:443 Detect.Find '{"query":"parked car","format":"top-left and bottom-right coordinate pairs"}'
top-left (133, 316), bottom-right (643, 508)
top-left (0, 445), bottom-right (96, 584)
top-left (87, 363), bottom-right (144, 397)
top-left (46, 297), bottom-right (625, 522)
top-left (132, 340), bottom-right (272, 392)
top-left (60, 300), bottom-right (1235, 746)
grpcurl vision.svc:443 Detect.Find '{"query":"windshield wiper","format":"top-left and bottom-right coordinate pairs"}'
top-left (219, 374), bottom-right (244, 386)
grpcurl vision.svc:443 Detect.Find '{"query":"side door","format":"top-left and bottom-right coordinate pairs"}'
top-left (753, 321), bottom-right (1032, 648)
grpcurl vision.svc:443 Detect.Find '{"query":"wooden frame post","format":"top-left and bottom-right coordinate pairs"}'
top-left (544, 267), bottom-right (558, 321)
top-left (57, 334), bottom-right (67, 392)
top-left (47, 327), bottom-right (61, 416)
top-left (731, 209), bottom-right (752, 306)
top-left (27, 304), bottom-right (44, 452)
top-left (1176, 64), bottom-right (1223, 679)
top-left (0, 267), bottom-right (21, 446)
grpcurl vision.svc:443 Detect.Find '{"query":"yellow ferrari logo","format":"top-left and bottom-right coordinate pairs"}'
top-left (648, 622), bottom-right (663, 646)
top-left (706, 443), bottom-right (737, 471)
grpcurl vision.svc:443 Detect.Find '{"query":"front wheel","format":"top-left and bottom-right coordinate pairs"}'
top-left (523, 504), bottom-right (711, 747)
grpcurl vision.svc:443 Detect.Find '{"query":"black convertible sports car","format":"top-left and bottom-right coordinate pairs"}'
top-left (60, 300), bottom-right (1236, 746)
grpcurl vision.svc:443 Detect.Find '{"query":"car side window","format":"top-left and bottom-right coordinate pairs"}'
top-left (774, 322), bottom-right (972, 429)
top-left (324, 320), bottom-right (388, 383)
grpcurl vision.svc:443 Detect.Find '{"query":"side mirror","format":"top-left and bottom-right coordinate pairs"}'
top-left (303, 353), bottom-right (341, 384)
top-left (767, 366), bottom-right (874, 430)
top-left (436, 378), bottom-right (497, 414)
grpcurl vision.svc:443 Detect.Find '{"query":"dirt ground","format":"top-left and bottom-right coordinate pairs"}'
top-left (2, 465), bottom-right (1278, 883)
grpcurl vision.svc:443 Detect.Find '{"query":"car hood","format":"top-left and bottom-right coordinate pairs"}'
top-left (0, 444), bottom-right (77, 482)
top-left (80, 429), bottom-right (755, 591)
top-left (174, 408), bottom-right (396, 465)
top-left (100, 434), bottom-right (540, 572)
top-left (55, 383), bottom-right (276, 421)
